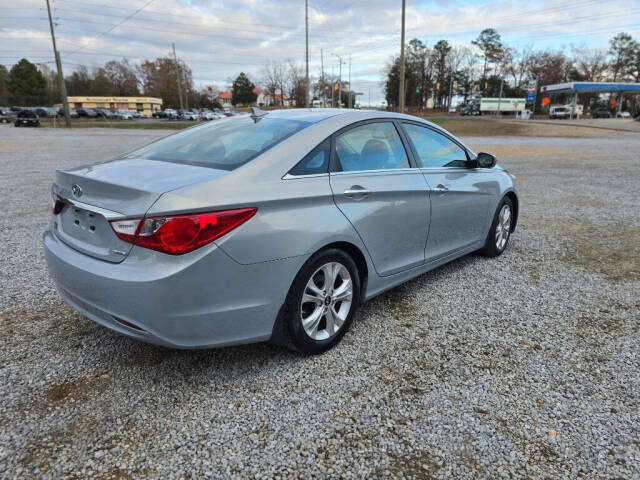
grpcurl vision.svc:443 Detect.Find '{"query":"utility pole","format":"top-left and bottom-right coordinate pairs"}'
top-left (183, 68), bottom-right (189, 110)
top-left (398, 0), bottom-right (406, 113)
top-left (172, 43), bottom-right (184, 110)
top-left (496, 77), bottom-right (504, 117)
top-left (305, 0), bottom-right (310, 108)
top-left (320, 48), bottom-right (325, 107)
top-left (46, 0), bottom-right (71, 127)
top-left (448, 68), bottom-right (454, 114)
top-left (338, 58), bottom-right (342, 108)
top-left (348, 55), bottom-right (351, 108)
top-left (331, 66), bottom-right (335, 107)
top-left (332, 54), bottom-right (342, 108)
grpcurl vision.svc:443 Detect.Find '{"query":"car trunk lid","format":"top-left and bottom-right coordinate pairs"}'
top-left (52, 158), bottom-right (229, 262)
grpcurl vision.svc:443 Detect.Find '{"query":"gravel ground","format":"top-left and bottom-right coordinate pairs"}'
top-left (0, 125), bottom-right (638, 479)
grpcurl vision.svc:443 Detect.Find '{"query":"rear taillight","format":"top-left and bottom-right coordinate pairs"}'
top-left (109, 208), bottom-right (257, 255)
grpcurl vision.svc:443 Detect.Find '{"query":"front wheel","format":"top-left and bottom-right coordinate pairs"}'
top-left (480, 197), bottom-right (514, 257)
top-left (281, 249), bottom-right (360, 355)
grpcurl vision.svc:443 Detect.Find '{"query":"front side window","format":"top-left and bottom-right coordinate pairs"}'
top-left (334, 122), bottom-right (410, 172)
top-left (124, 117), bottom-right (310, 170)
top-left (402, 123), bottom-right (468, 168)
top-left (289, 139), bottom-right (330, 175)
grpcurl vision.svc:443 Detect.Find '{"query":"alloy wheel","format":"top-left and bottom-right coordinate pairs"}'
top-left (300, 262), bottom-right (353, 341)
top-left (495, 204), bottom-right (512, 251)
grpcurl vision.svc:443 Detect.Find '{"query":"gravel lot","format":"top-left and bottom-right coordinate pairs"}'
top-left (1, 125), bottom-right (638, 479)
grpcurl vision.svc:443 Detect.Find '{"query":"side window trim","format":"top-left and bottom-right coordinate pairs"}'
top-left (399, 120), bottom-right (471, 168)
top-left (328, 119), bottom-right (416, 173)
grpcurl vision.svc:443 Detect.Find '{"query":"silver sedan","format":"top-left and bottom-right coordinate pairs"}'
top-left (44, 109), bottom-right (519, 354)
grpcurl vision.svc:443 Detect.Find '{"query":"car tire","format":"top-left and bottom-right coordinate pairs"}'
top-left (480, 196), bottom-right (514, 257)
top-left (280, 248), bottom-right (360, 355)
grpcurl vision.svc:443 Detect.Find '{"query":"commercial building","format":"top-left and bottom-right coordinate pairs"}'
top-left (66, 96), bottom-right (163, 116)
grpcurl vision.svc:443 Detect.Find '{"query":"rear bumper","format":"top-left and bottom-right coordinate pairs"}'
top-left (44, 229), bottom-right (305, 349)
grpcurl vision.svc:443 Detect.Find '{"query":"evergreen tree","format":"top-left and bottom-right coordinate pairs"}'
top-left (231, 72), bottom-right (257, 106)
top-left (608, 33), bottom-right (639, 81)
top-left (0, 65), bottom-right (9, 105)
top-left (472, 28), bottom-right (505, 88)
top-left (7, 59), bottom-right (49, 106)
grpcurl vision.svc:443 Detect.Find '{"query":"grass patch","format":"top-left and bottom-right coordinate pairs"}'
top-left (521, 217), bottom-right (640, 282)
top-left (427, 118), bottom-right (526, 136)
top-left (425, 117), bottom-right (613, 137)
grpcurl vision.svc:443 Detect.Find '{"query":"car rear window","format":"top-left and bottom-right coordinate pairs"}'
top-left (125, 116), bottom-right (310, 170)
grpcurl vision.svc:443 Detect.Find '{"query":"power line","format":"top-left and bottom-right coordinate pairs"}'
top-left (65, 0), bottom-right (157, 56)
top-left (47, 0), bottom-right (369, 34)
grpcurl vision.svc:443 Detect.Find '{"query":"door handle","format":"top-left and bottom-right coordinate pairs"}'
top-left (432, 184), bottom-right (449, 192)
top-left (343, 186), bottom-right (371, 198)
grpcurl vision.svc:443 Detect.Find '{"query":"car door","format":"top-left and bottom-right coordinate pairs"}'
top-left (400, 121), bottom-right (493, 261)
top-left (329, 120), bottom-right (430, 276)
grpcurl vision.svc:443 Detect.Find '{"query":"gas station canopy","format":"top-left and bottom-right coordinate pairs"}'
top-left (541, 82), bottom-right (640, 94)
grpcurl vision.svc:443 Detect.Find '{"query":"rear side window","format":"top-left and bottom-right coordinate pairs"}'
top-left (402, 122), bottom-right (468, 168)
top-left (289, 139), bottom-right (330, 175)
top-left (125, 117), bottom-right (309, 171)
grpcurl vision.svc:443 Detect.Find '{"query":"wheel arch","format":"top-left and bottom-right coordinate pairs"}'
top-left (320, 241), bottom-right (369, 301)
top-left (504, 190), bottom-right (519, 232)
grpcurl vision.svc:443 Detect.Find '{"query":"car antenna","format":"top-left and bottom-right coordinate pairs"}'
top-left (250, 106), bottom-right (268, 122)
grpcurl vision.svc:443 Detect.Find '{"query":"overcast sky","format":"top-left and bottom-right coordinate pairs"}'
top-left (2, 0), bottom-right (639, 104)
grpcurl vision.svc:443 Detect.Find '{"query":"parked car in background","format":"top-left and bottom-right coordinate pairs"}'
top-left (163, 108), bottom-right (179, 120)
top-left (96, 108), bottom-right (115, 119)
top-left (592, 108), bottom-right (611, 118)
top-left (549, 106), bottom-right (570, 119)
top-left (180, 110), bottom-right (199, 121)
top-left (14, 109), bottom-right (40, 127)
top-left (44, 109), bottom-right (519, 354)
top-left (77, 108), bottom-right (98, 118)
top-left (57, 107), bottom-right (79, 118)
top-left (114, 110), bottom-right (134, 120)
top-left (201, 110), bottom-right (221, 120)
top-left (34, 107), bottom-right (58, 118)
top-left (152, 110), bottom-right (165, 119)
top-left (616, 111), bottom-right (631, 118)
top-left (0, 107), bottom-right (17, 123)
top-left (131, 111), bottom-right (146, 119)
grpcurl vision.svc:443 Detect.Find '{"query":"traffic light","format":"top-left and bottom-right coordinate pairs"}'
top-left (484, 81), bottom-right (488, 89)
top-left (453, 81), bottom-right (458, 90)
top-left (436, 82), bottom-right (440, 91)
top-left (416, 88), bottom-right (420, 94)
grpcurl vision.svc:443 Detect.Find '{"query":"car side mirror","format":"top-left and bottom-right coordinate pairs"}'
top-left (476, 152), bottom-right (497, 168)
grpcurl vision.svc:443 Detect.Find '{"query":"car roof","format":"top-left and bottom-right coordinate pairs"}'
top-left (263, 108), bottom-right (433, 125)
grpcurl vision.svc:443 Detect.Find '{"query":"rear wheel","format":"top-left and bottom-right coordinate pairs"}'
top-left (480, 197), bottom-right (513, 257)
top-left (281, 249), bottom-right (360, 354)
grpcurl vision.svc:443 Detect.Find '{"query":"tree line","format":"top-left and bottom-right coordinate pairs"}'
top-left (0, 54), bottom-right (354, 110)
top-left (0, 54), bottom-right (221, 109)
top-left (383, 30), bottom-right (640, 113)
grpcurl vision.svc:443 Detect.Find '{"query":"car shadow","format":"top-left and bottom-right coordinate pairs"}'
top-left (87, 244), bottom-right (509, 384)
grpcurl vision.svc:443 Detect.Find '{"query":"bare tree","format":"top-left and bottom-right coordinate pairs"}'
top-left (261, 60), bottom-right (287, 106)
top-left (287, 59), bottom-right (307, 107)
top-left (504, 47), bottom-right (533, 92)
